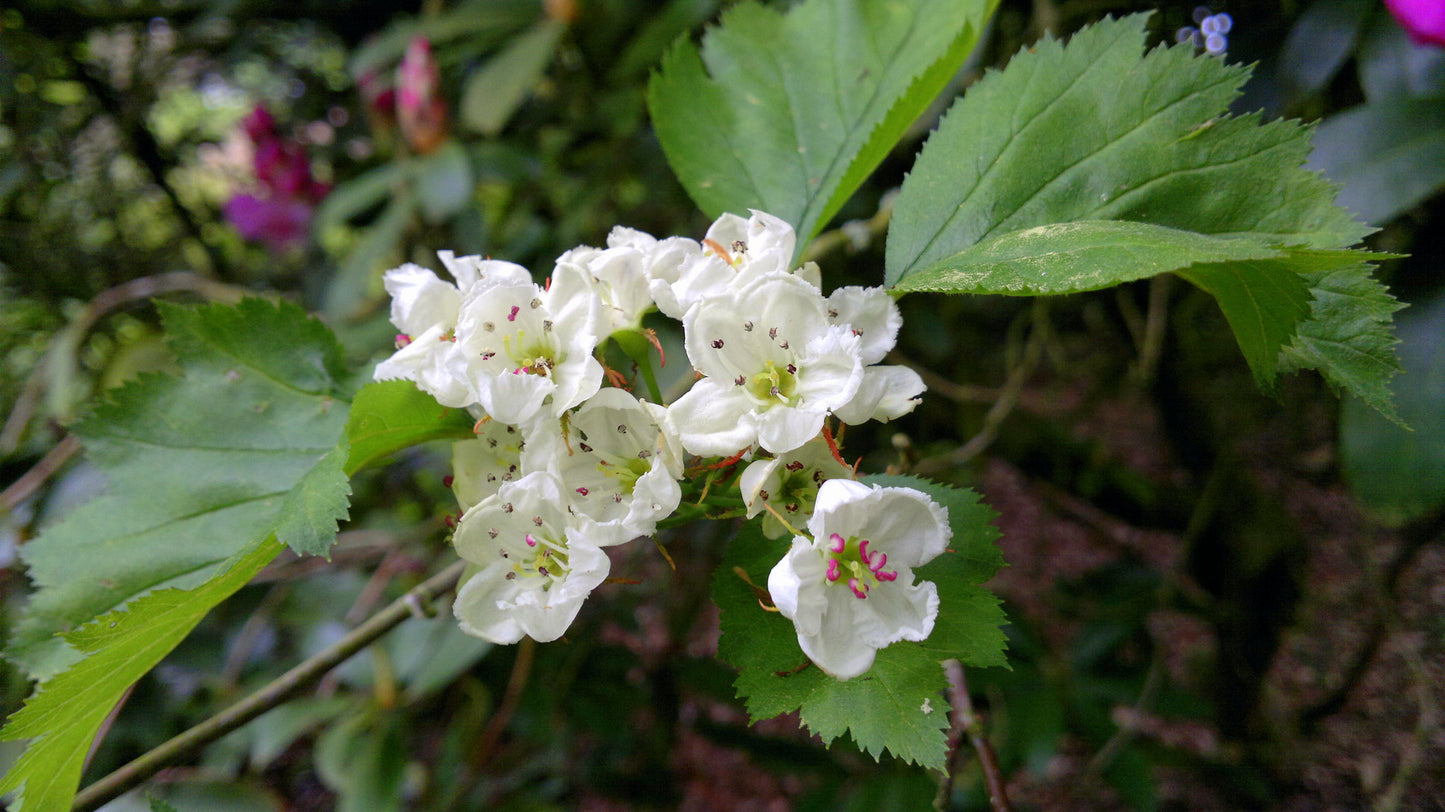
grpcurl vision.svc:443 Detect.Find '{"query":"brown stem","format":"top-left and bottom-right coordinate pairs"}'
top-left (1, 435), bottom-right (82, 514)
top-left (944, 660), bottom-right (1012, 812)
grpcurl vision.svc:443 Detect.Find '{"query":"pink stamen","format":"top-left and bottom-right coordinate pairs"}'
top-left (395, 333), bottom-right (412, 348)
top-left (525, 534), bottom-right (537, 547)
top-left (848, 578), bottom-right (869, 599)
top-left (829, 533), bottom-right (846, 553)
top-left (442, 475), bottom-right (454, 488)
top-left (869, 552), bottom-right (888, 574)
top-left (826, 559), bottom-right (840, 582)
top-left (576, 487), bottom-right (589, 496)
top-left (876, 569), bottom-right (898, 582)
top-left (859, 539), bottom-right (871, 563)
top-left (507, 305), bottom-right (520, 322)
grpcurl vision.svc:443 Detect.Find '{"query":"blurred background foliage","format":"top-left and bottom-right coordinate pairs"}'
top-left (1, 0), bottom-right (1443, 809)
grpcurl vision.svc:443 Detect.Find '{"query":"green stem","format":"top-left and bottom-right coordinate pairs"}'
top-left (71, 560), bottom-right (468, 812)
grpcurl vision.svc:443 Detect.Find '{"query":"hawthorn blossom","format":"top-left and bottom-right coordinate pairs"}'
top-left (552, 388), bottom-right (683, 544)
top-left (767, 479), bottom-right (949, 679)
top-left (550, 241), bottom-right (656, 335)
top-left (669, 272), bottom-right (864, 456)
top-left (374, 254), bottom-right (530, 408)
top-left (452, 472), bottom-right (611, 643)
top-left (448, 268), bottom-right (604, 426)
top-left (739, 436), bottom-right (855, 539)
top-left (451, 418), bottom-right (557, 511)
top-left (823, 286), bottom-right (926, 425)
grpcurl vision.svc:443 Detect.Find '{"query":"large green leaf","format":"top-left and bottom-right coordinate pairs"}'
top-left (885, 13), bottom-right (1399, 410)
top-left (648, 0), bottom-right (997, 248)
top-left (885, 14), bottom-right (1370, 287)
top-left (714, 477), bottom-right (1006, 767)
top-left (459, 20), bottom-right (566, 137)
top-left (0, 539), bottom-right (284, 812)
top-left (9, 299), bottom-right (352, 680)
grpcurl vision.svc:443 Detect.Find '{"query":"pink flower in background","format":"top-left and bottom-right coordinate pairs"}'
top-left (224, 104), bottom-right (329, 252)
top-left (1385, 0), bottom-right (1445, 47)
top-left (397, 36), bottom-right (449, 153)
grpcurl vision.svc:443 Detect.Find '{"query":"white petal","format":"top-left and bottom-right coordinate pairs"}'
top-left (792, 327), bottom-right (864, 411)
top-left (754, 406), bottom-right (826, 455)
top-left (826, 286), bottom-right (901, 365)
top-left (668, 379), bottom-right (758, 456)
top-left (476, 371), bottom-right (553, 427)
top-left (454, 563), bottom-right (526, 643)
top-left (796, 593), bottom-right (877, 680)
top-left (832, 365), bottom-right (925, 425)
top-left (384, 264), bottom-right (461, 337)
top-left (854, 578), bottom-right (937, 648)
top-left (767, 537), bottom-right (826, 636)
top-left (739, 457), bottom-right (783, 518)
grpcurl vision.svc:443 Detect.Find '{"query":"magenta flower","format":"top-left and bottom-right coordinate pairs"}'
top-left (1385, 0), bottom-right (1445, 47)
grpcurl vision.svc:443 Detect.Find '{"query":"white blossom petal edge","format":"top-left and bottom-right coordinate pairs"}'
top-left (767, 479), bottom-right (950, 679)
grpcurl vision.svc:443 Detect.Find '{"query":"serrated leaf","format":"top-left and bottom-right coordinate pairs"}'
top-left (10, 298), bottom-right (351, 677)
top-left (885, 13), bottom-right (1372, 288)
top-left (648, 0), bottom-right (997, 248)
top-left (0, 539), bottom-right (283, 812)
top-left (714, 477), bottom-right (1006, 767)
top-left (1281, 263), bottom-right (1405, 424)
top-left (346, 380), bottom-right (477, 473)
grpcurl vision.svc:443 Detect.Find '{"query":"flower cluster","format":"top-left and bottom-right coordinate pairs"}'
top-left (376, 210), bottom-right (944, 678)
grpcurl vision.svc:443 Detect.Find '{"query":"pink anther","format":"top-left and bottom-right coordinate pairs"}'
top-left (395, 333), bottom-right (412, 348)
top-left (525, 534), bottom-right (538, 547)
top-left (507, 305), bottom-right (520, 322)
top-left (829, 533), bottom-right (846, 553)
top-left (859, 539), bottom-right (871, 563)
top-left (848, 578), bottom-right (869, 599)
top-left (869, 552), bottom-right (888, 574)
top-left (576, 487), bottom-right (589, 496)
top-left (876, 569), bottom-right (898, 582)
top-left (826, 559), bottom-right (840, 582)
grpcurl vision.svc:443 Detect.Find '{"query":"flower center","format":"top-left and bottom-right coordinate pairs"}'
top-left (822, 533), bottom-right (898, 599)
top-left (512, 532), bottom-right (571, 590)
top-left (502, 331), bottom-right (559, 376)
top-left (747, 360), bottom-right (799, 406)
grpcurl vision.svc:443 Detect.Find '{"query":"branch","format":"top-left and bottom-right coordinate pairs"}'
top-left (940, 660), bottom-right (1011, 812)
top-left (72, 560), bottom-right (469, 812)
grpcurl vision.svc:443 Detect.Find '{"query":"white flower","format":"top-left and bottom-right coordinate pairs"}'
top-left (375, 254), bottom-right (533, 408)
top-left (739, 437), bottom-right (855, 539)
top-left (550, 242), bottom-right (656, 335)
top-left (449, 270), bottom-right (604, 427)
top-left (451, 418), bottom-right (559, 511)
top-left (452, 471), bottom-right (611, 644)
top-left (551, 388), bottom-right (684, 544)
top-left (620, 211), bottom-right (821, 320)
top-left (823, 286), bottom-right (926, 425)
top-left (767, 479), bottom-right (949, 680)
top-left (668, 272), bottom-right (864, 456)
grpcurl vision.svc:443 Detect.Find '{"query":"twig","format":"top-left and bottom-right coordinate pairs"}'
top-left (1373, 645), bottom-right (1435, 812)
top-left (1136, 276), bottom-right (1171, 385)
top-left (72, 560), bottom-right (468, 812)
top-left (915, 302), bottom-right (1048, 474)
top-left (941, 660), bottom-right (1011, 812)
top-left (0, 434), bottom-right (82, 515)
top-left (470, 637), bottom-right (536, 769)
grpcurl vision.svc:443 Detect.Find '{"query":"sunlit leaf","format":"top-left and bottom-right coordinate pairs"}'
top-left (648, 0), bottom-right (997, 247)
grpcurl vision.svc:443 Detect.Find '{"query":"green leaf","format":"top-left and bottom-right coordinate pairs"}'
top-left (0, 539), bottom-right (284, 812)
top-left (460, 20), bottom-right (566, 137)
top-left (347, 0), bottom-right (538, 80)
top-left (9, 298), bottom-right (351, 678)
top-left (1283, 263), bottom-right (1406, 424)
top-left (891, 221), bottom-right (1287, 295)
top-left (885, 13), bottom-right (1371, 288)
top-left (714, 477), bottom-right (1006, 767)
top-left (345, 380), bottom-right (476, 474)
top-left (648, 0), bottom-right (997, 247)
top-left (1307, 96), bottom-right (1445, 226)
top-left (1341, 290), bottom-right (1445, 523)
